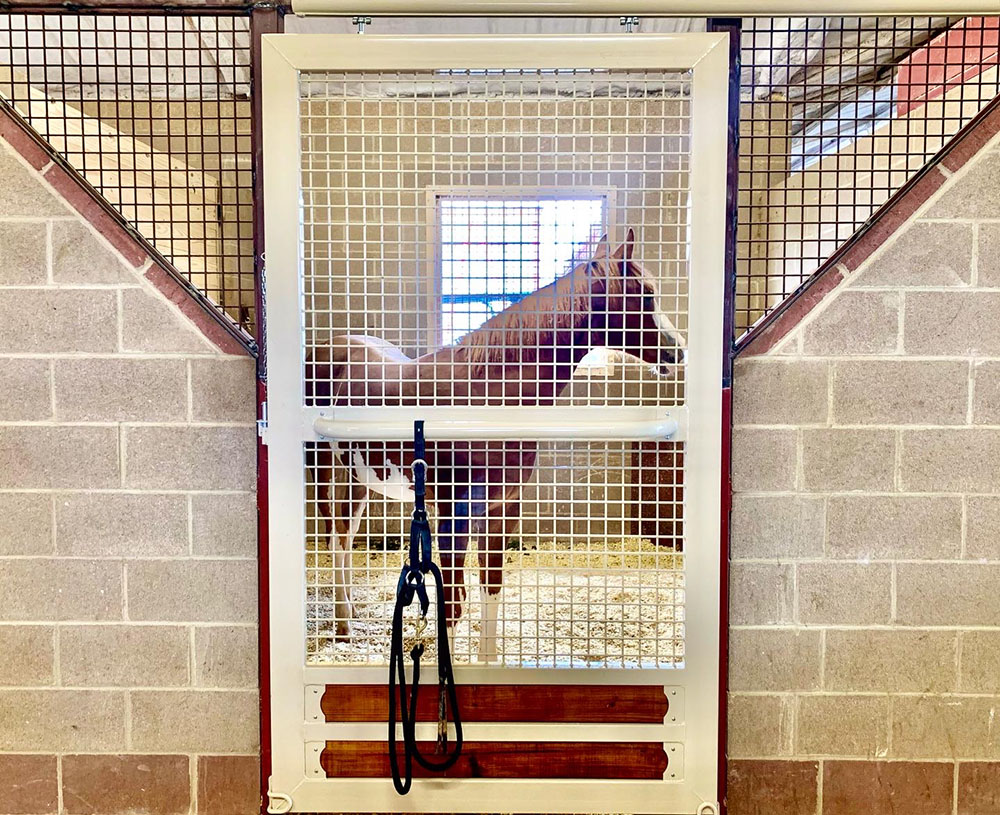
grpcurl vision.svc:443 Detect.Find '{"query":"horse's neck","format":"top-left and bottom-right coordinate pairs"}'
top-left (430, 311), bottom-right (606, 405)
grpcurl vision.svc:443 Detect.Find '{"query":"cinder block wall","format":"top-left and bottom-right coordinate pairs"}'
top-left (0, 132), bottom-right (259, 814)
top-left (729, 124), bottom-right (1000, 813)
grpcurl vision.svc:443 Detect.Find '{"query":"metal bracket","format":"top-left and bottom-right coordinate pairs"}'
top-left (663, 741), bottom-right (684, 781)
top-left (620, 15), bottom-right (639, 33)
top-left (663, 685), bottom-right (684, 725)
top-left (697, 803), bottom-right (721, 815)
top-left (304, 684), bottom-right (324, 722)
top-left (257, 400), bottom-right (268, 443)
top-left (265, 778), bottom-right (292, 814)
top-left (305, 741), bottom-right (326, 777)
top-left (352, 15), bottom-right (372, 33)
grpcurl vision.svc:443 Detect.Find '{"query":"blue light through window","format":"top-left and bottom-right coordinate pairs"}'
top-left (438, 196), bottom-right (606, 344)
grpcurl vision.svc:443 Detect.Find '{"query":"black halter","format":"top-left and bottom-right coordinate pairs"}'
top-left (388, 420), bottom-right (463, 795)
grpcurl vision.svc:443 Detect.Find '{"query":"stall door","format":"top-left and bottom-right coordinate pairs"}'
top-left (262, 32), bottom-right (728, 815)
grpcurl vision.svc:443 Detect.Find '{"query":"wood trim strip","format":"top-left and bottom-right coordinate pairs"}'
top-left (322, 684), bottom-right (668, 723)
top-left (321, 740), bottom-right (668, 779)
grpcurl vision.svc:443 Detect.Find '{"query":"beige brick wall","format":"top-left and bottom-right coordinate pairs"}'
top-left (730, 130), bottom-right (1000, 772)
top-left (0, 137), bottom-right (258, 812)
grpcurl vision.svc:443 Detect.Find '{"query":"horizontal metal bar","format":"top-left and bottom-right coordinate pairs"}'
top-left (291, 0), bottom-right (999, 15)
top-left (264, 32), bottom-right (725, 71)
top-left (309, 405), bottom-right (686, 442)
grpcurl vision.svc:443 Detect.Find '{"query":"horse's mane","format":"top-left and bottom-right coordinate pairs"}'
top-left (453, 251), bottom-right (627, 367)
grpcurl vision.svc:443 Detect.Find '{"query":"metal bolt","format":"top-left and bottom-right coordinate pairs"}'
top-left (352, 15), bottom-right (372, 34)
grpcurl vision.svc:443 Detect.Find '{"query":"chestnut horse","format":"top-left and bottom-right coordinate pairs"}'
top-left (306, 230), bottom-right (684, 661)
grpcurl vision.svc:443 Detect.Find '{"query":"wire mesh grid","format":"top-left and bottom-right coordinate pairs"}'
top-left (298, 67), bottom-right (692, 669)
top-left (736, 15), bottom-right (1000, 336)
top-left (0, 13), bottom-right (256, 332)
top-left (305, 439), bottom-right (685, 669)
top-left (299, 68), bottom-right (691, 407)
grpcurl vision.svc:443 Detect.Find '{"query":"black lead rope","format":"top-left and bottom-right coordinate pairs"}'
top-left (388, 420), bottom-right (463, 795)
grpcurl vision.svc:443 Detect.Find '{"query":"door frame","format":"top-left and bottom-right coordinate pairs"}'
top-left (261, 32), bottom-right (729, 814)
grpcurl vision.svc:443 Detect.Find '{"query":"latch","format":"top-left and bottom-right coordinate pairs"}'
top-left (257, 400), bottom-right (269, 444)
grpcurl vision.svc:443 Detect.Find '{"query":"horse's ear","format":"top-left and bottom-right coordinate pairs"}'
top-left (611, 227), bottom-right (636, 267)
top-left (592, 233), bottom-right (610, 259)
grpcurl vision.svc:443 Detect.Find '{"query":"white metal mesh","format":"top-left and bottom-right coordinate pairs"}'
top-left (299, 68), bottom-right (691, 408)
top-left (299, 67), bottom-right (692, 670)
top-left (305, 439), bottom-right (685, 669)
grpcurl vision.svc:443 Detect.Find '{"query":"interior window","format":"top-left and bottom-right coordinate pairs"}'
top-left (437, 195), bottom-right (607, 345)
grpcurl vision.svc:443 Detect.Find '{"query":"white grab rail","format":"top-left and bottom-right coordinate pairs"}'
top-left (310, 406), bottom-right (686, 442)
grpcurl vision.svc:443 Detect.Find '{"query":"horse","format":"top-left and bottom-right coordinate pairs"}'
top-left (305, 228), bottom-right (684, 662)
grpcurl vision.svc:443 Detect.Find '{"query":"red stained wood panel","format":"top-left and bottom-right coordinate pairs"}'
top-left (321, 741), bottom-right (668, 780)
top-left (322, 684), bottom-right (668, 723)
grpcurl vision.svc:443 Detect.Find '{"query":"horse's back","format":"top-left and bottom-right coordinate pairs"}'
top-left (305, 334), bottom-right (413, 404)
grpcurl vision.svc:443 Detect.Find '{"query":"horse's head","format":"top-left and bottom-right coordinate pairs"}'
top-left (592, 228), bottom-right (685, 373)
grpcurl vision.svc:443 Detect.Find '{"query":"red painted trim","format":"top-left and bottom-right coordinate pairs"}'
top-left (737, 92), bottom-right (1000, 359)
top-left (942, 101), bottom-right (1000, 171)
top-left (0, 99), bottom-right (252, 357)
top-left (739, 267), bottom-right (845, 357)
top-left (0, 107), bottom-right (51, 171)
top-left (41, 162), bottom-right (149, 268)
top-left (143, 264), bottom-right (249, 356)
top-left (256, 379), bottom-right (271, 812)
top-left (896, 17), bottom-right (1000, 117)
top-left (837, 168), bottom-right (948, 272)
top-left (718, 386), bottom-right (732, 814)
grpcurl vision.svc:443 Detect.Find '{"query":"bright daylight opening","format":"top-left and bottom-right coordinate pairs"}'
top-left (438, 195), bottom-right (608, 345)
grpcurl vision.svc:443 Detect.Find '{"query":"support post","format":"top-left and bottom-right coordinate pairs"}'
top-left (250, 5), bottom-right (283, 813)
top-left (707, 17), bottom-right (741, 815)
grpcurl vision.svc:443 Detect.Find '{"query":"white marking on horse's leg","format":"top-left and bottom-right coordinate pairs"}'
top-left (333, 546), bottom-right (351, 637)
top-left (343, 491), bottom-right (368, 611)
top-left (477, 587), bottom-right (499, 664)
top-left (352, 450), bottom-right (415, 503)
top-left (447, 623), bottom-right (458, 661)
top-left (330, 445), bottom-right (361, 639)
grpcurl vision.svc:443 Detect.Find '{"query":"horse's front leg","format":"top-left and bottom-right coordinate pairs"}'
top-left (477, 499), bottom-right (521, 664)
top-left (325, 449), bottom-right (368, 640)
top-left (333, 479), bottom-right (368, 638)
top-left (314, 446), bottom-right (344, 637)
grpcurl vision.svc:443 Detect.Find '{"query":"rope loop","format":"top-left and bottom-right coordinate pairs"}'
top-left (387, 420), bottom-right (463, 795)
